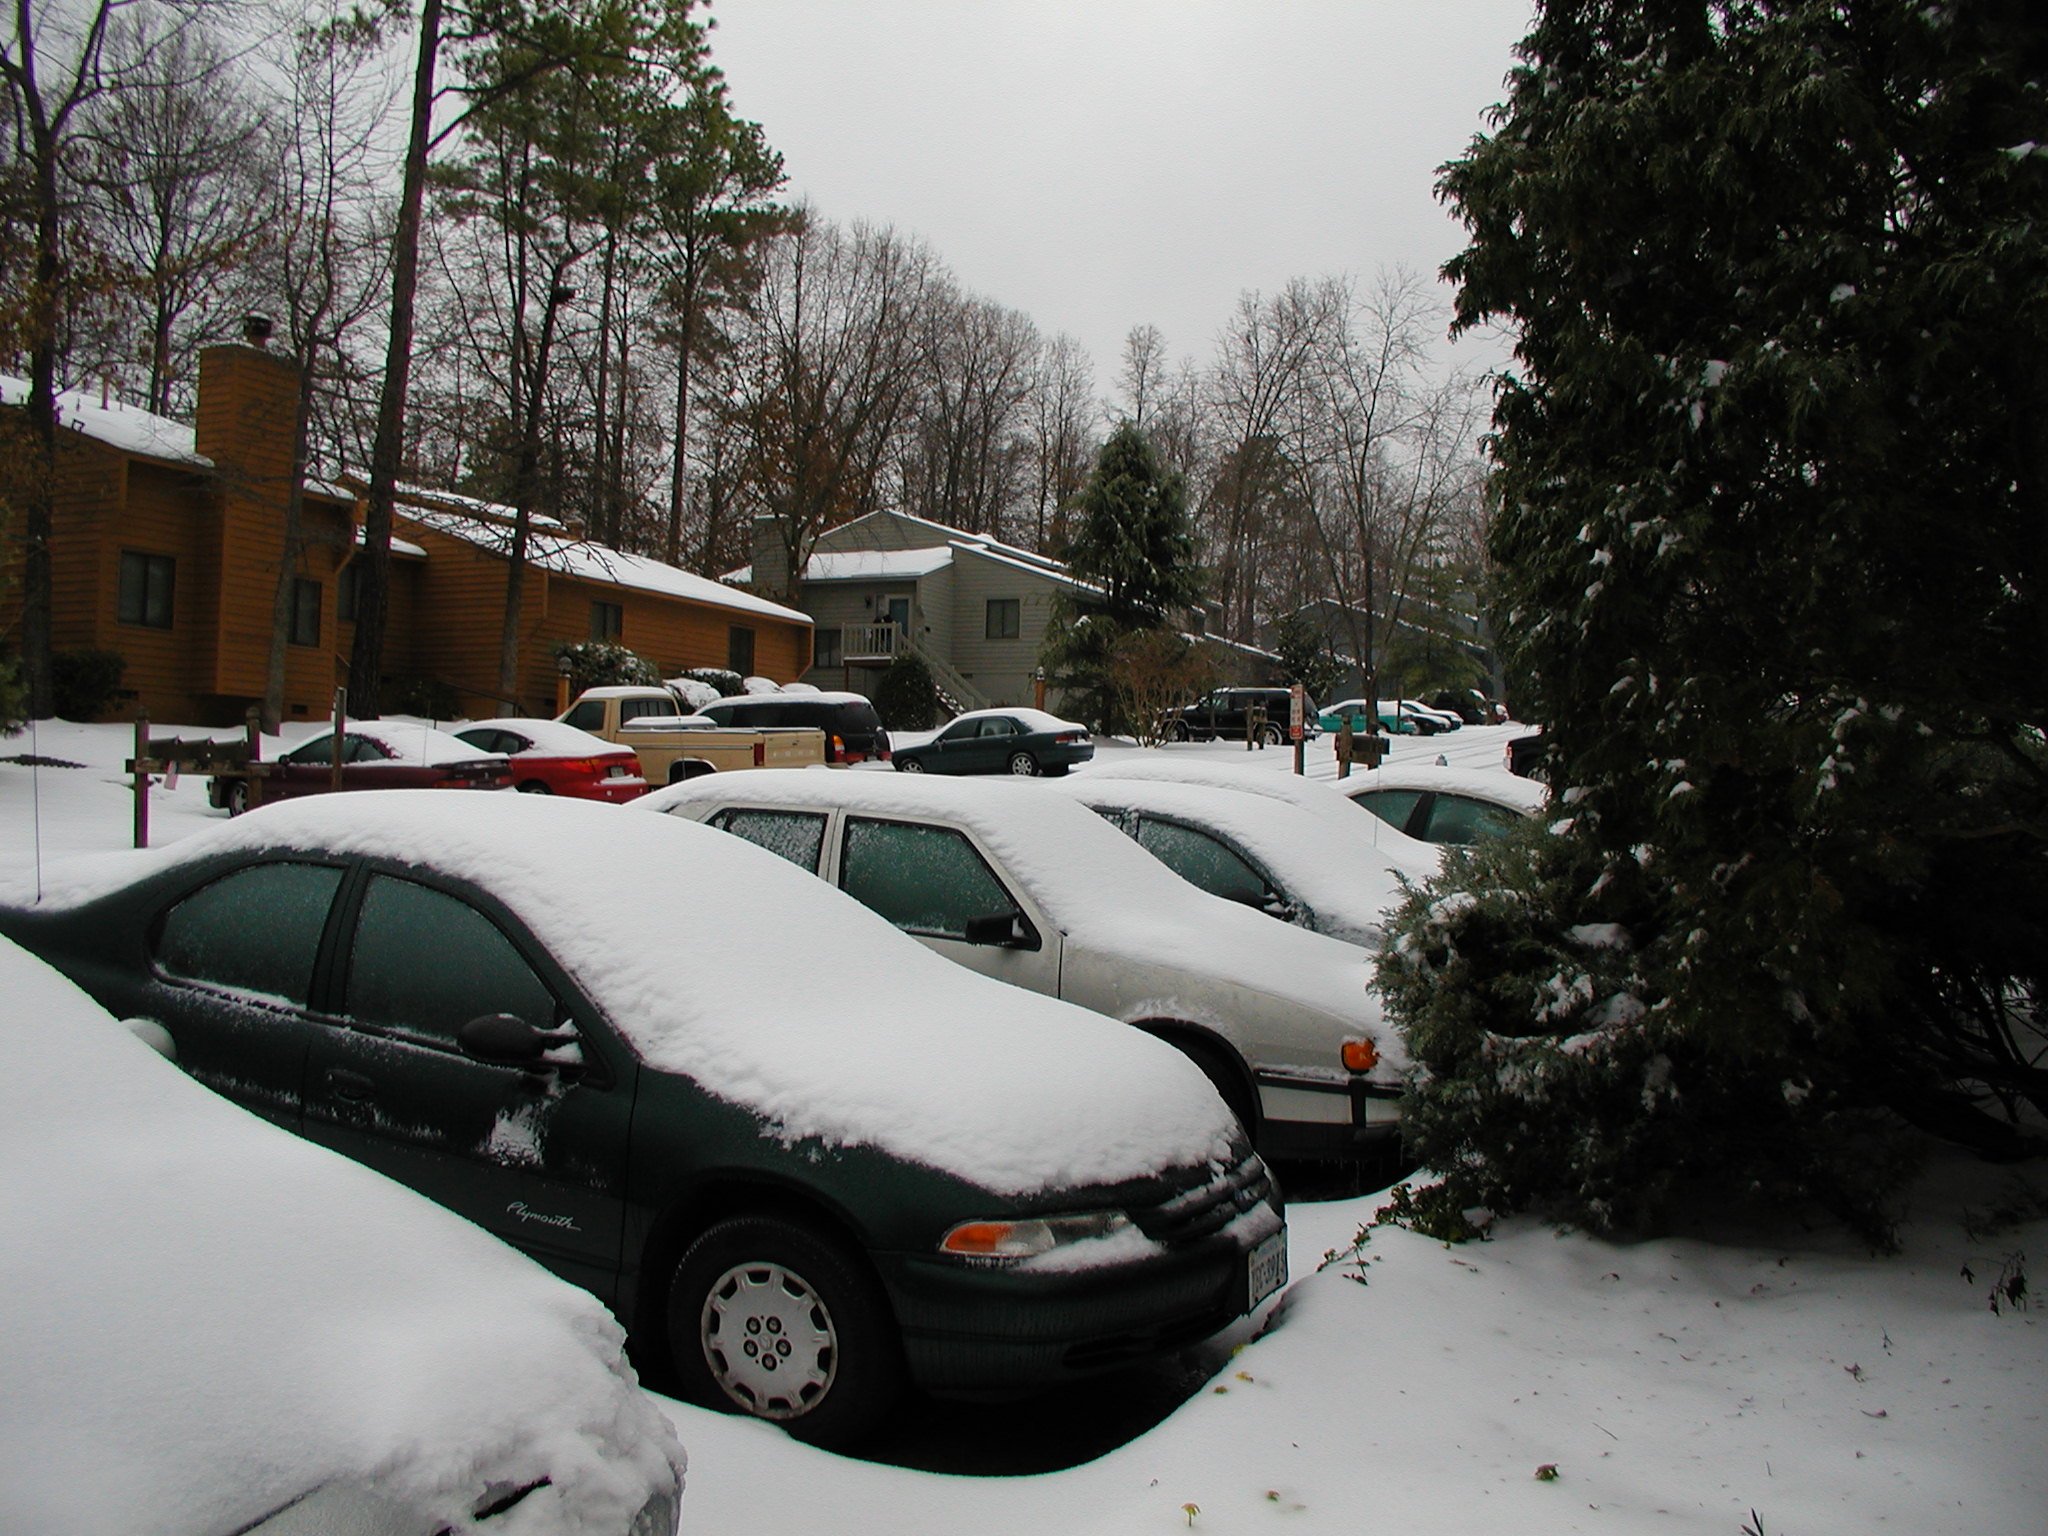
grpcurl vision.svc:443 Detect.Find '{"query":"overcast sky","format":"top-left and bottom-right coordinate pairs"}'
top-left (704, 0), bottom-right (1537, 383)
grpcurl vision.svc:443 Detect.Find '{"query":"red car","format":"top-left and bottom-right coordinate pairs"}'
top-left (454, 718), bottom-right (648, 802)
top-left (211, 722), bottom-right (512, 814)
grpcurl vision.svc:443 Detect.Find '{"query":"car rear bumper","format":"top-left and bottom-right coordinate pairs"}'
top-left (1255, 1072), bottom-right (1402, 1160)
top-left (566, 778), bottom-right (649, 803)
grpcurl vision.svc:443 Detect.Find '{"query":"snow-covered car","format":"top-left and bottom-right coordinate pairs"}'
top-left (454, 717), bottom-right (648, 802)
top-left (892, 707), bottom-right (1093, 776)
top-left (1049, 776), bottom-right (1409, 949)
top-left (0, 934), bottom-right (683, 1536)
top-left (1071, 755), bottom-right (1442, 879)
top-left (1337, 761), bottom-right (1549, 846)
top-left (209, 720), bottom-right (512, 814)
top-left (0, 794), bottom-right (1277, 1448)
top-left (640, 770), bottom-right (1407, 1161)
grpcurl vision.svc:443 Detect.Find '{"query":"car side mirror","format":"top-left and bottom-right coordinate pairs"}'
top-left (962, 910), bottom-right (1034, 949)
top-left (458, 1012), bottom-right (576, 1066)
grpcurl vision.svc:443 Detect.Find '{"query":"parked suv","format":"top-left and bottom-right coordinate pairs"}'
top-left (1158, 687), bottom-right (1318, 745)
top-left (699, 692), bottom-right (890, 765)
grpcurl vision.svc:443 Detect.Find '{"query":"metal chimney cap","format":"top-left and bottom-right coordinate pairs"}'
top-left (243, 313), bottom-right (274, 346)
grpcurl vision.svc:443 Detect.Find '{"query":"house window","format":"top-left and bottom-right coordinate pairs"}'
top-left (814, 627), bottom-right (843, 668)
top-left (590, 601), bottom-right (623, 641)
top-left (337, 561), bottom-right (362, 623)
top-left (728, 625), bottom-right (755, 676)
top-left (985, 598), bottom-right (1021, 640)
top-left (117, 552), bottom-right (175, 629)
top-left (289, 578), bottom-right (322, 647)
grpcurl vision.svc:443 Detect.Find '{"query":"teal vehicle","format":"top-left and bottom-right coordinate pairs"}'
top-left (1317, 699), bottom-right (1417, 735)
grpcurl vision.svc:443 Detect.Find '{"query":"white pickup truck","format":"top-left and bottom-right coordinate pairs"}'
top-left (557, 687), bottom-right (825, 784)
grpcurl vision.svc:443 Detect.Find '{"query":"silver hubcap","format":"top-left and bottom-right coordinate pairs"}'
top-left (1010, 755), bottom-right (1036, 774)
top-left (700, 1261), bottom-right (836, 1419)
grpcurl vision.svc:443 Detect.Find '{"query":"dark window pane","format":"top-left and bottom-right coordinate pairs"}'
top-left (985, 598), bottom-right (1020, 640)
top-left (728, 625), bottom-right (756, 675)
top-left (590, 601), bottom-right (623, 641)
top-left (619, 697), bottom-right (673, 723)
top-left (156, 862), bottom-right (343, 1005)
top-left (1353, 788), bottom-right (1425, 834)
top-left (841, 818), bottom-right (1012, 938)
top-left (290, 578), bottom-right (321, 647)
top-left (814, 628), bottom-right (843, 668)
top-left (563, 701), bottom-right (603, 732)
top-left (118, 551), bottom-right (175, 628)
top-left (347, 876), bottom-right (555, 1042)
top-left (1425, 795), bottom-right (1523, 846)
top-left (283, 733), bottom-right (337, 765)
top-left (1134, 818), bottom-right (1269, 906)
top-left (709, 808), bottom-right (827, 872)
top-left (337, 562), bottom-right (361, 623)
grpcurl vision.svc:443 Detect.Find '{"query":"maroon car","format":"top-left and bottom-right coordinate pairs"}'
top-left (210, 722), bottom-right (512, 814)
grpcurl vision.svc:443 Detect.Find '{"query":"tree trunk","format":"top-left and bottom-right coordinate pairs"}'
top-left (346, 0), bottom-right (442, 721)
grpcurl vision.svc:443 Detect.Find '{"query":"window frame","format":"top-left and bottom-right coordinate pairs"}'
top-left (984, 597), bottom-right (1020, 640)
top-left (837, 814), bottom-right (1040, 949)
top-left (117, 550), bottom-right (176, 629)
top-left (590, 600), bottom-right (624, 641)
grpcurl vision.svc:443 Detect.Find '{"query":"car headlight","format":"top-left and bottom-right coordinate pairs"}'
top-left (938, 1211), bottom-right (1131, 1260)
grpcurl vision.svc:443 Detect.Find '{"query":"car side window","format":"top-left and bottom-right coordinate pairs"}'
top-left (937, 719), bottom-right (976, 744)
top-left (1352, 788), bottom-right (1425, 835)
top-left (707, 807), bottom-right (829, 873)
top-left (563, 701), bottom-right (603, 732)
top-left (1133, 818), bottom-right (1271, 908)
top-left (1425, 795), bottom-right (1522, 846)
top-left (979, 718), bottom-right (1017, 738)
top-left (283, 734), bottom-right (335, 765)
top-left (618, 697), bottom-right (673, 724)
top-left (840, 817), bottom-right (1016, 939)
top-left (155, 862), bottom-right (344, 1006)
top-left (346, 875), bottom-right (557, 1043)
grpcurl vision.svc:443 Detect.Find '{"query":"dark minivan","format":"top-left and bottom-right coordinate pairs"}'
top-left (700, 692), bottom-right (890, 765)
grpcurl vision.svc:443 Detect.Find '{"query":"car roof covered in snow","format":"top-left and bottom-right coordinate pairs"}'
top-left (6, 793), bottom-right (1234, 1194)
top-left (455, 717), bottom-right (636, 759)
top-left (1070, 755), bottom-right (1442, 879)
top-left (1334, 760), bottom-right (1550, 816)
top-left (1050, 775), bottom-right (1410, 948)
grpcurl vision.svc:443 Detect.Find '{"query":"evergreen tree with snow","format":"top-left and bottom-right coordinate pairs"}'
top-left (1042, 423), bottom-right (1205, 731)
top-left (1382, 0), bottom-right (2048, 1245)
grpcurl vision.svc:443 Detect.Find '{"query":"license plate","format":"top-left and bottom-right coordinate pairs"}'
top-left (1247, 1227), bottom-right (1288, 1309)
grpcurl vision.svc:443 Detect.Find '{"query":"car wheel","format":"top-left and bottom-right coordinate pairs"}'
top-left (895, 756), bottom-right (925, 773)
top-left (668, 1215), bottom-right (904, 1448)
top-left (516, 779), bottom-right (552, 794)
top-left (1007, 751), bottom-right (1041, 776)
top-left (1258, 723), bottom-right (1284, 748)
top-left (225, 780), bottom-right (249, 817)
top-left (1168, 1034), bottom-right (1260, 1147)
top-left (1168, 720), bottom-right (1190, 743)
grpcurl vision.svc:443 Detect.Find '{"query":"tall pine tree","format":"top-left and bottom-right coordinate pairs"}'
top-left (1379, 0), bottom-right (2048, 1244)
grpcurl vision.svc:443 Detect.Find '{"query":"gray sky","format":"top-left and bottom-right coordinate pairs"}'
top-left (705, 0), bottom-right (1537, 381)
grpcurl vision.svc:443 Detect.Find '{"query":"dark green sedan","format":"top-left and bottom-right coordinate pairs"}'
top-left (0, 792), bottom-right (1283, 1448)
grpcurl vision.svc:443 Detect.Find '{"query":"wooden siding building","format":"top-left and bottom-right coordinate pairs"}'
top-left (4, 341), bottom-right (811, 726)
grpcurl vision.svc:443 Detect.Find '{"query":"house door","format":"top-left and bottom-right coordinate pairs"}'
top-left (884, 596), bottom-right (910, 642)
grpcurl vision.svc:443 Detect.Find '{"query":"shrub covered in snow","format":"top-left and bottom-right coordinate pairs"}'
top-left (552, 640), bottom-right (659, 693)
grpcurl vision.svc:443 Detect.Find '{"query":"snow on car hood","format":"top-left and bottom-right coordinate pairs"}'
top-left (638, 770), bottom-right (1403, 1062)
top-left (1049, 776), bottom-right (1410, 948)
top-left (0, 936), bottom-right (681, 1536)
top-left (8, 794), bottom-right (1236, 1194)
top-left (1072, 755), bottom-right (1442, 880)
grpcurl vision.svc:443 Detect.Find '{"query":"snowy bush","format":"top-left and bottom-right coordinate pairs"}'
top-left (553, 641), bottom-right (659, 694)
top-left (675, 667), bottom-right (743, 701)
top-left (871, 654), bottom-right (938, 731)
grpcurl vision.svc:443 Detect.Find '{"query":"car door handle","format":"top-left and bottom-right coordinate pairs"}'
top-left (326, 1067), bottom-right (376, 1101)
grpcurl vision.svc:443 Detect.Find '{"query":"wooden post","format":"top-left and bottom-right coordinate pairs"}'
top-left (330, 687), bottom-right (347, 794)
top-left (133, 711), bottom-right (150, 849)
top-left (1291, 685), bottom-right (1306, 775)
top-left (1337, 717), bottom-right (1354, 779)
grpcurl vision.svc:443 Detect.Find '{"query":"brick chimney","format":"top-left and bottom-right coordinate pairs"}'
top-left (750, 514), bottom-right (793, 600)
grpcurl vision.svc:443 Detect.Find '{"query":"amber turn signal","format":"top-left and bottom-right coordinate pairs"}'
top-left (1341, 1038), bottom-right (1379, 1072)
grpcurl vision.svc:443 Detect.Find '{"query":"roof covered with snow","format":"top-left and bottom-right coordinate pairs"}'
top-left (8, 794), bottom-right (1234, 1194)
top-left (1, 373), bottom-right (207, 468)
top-left (396, 493), bottom-right (812, 626)
top-left (1335, 761), bottom-right (1550, 816)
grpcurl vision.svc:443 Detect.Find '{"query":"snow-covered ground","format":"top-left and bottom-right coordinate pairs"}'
top-left (4, 716), bottom-right (2043, 1534)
